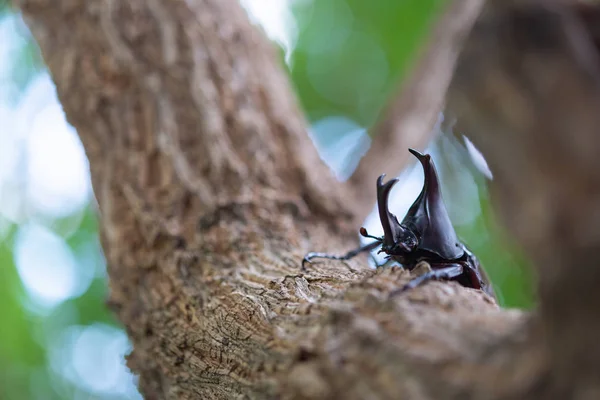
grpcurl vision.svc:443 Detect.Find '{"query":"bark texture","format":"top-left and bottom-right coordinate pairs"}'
top-left (448, 1), bottom-right (600, 398)
top-left (14, 0), bottom-right (600, 399)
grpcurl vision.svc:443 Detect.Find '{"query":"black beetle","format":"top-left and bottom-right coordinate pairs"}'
top-left (302, 148), bottom-right (495, 299)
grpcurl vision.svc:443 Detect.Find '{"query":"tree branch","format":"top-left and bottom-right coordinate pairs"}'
top-left (17, 0), bottom-right (596, 398)
top-left (347, 0), bottom-right (485, 219)
top-left (448, 0), bottom-right (600, 397)
top-left (17, 0), bottom-right (355, 225)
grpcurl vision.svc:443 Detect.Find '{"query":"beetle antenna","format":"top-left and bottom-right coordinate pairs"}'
top-left (360, 227), bottom-right (382, 242)
top-left (302, 240), bottom-right (382, 270)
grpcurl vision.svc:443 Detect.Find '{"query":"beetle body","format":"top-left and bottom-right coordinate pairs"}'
top-left (384, 236), bottom-right (495, 298)
top-left (303, 148), bottom-right (495, 300)
top-left (374, 149), bottom-right (495, 298)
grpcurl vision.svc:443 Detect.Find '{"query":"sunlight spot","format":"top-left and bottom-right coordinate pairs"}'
top-left (22, 75), bottom-right (91, 218)
top-left (464, 135), bottom-right (493, 180)
top-left (71, 324), bottom-right (140, 397)
top-left (14, 223), bottom-right (93, 309)
top-left (49, 324), bottom-right (141, 399)
top-left (0, 101), bottom-right (28, 223)
top-left (239, 0), bottom-right (298, 64)
top-left (309, 116), bottom-right (371, 181)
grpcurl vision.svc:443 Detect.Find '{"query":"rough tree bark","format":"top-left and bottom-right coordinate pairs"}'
top-left (13, 0), bottom-right (600, 399)
top-left (448, 1), bottom-right (600, 398)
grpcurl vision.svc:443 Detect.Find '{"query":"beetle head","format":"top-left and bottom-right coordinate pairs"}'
top-left (375, 174), bottom-right (418, 256)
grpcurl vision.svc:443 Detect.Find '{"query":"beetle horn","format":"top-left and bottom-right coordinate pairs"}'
top-left (376, 174), bottom-right (402, 247)
top-left (403, 148), bottom-right (463, 259)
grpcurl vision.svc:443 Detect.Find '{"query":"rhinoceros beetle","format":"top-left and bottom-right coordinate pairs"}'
top-left (302, 148), bottom-right (495, 299)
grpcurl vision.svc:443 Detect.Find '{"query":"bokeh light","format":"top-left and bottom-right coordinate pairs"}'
top-left (14, 223), bottom-right (83, 309)
top-left (24, 79), bottom-right (91, 218)
top-left (309, 115), bottom-right (370, 181)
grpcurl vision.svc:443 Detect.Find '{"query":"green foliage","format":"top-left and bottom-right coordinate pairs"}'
top-left (0, 1), bottom-right (11, 17)
top-left (0, 232), bottom-right (34, 363)
top-left (0, 230), bottom-right (45, 400)
top-left (0, 208), bottom-right (124, 399)
top-left (289, 0), bottom-right (444, 126)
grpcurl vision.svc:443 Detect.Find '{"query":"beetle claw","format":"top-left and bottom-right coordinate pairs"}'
top-left (301, 255), bottom-right (314, 271)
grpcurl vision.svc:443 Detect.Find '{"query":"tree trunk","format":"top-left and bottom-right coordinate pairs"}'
top-left (14, 0), bottom-right (600, 399)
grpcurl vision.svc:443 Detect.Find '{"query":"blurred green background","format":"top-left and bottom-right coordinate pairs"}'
top-left (0, 1), bottom-right (534, 399)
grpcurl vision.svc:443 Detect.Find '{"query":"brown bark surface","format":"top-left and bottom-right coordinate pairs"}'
top-left (448, 1), bottom-right (600, 398)
top-left (13, 0), bottom-right (600, 399)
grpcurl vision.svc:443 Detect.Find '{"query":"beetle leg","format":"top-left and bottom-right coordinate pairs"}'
top-left (302, 241), bottom-right (381, 271)
top-left (388, 263), bottom-right (464, 298)
top-left (371, 256), bottom-right (396, 269)
top-left (462, 260), bottom-right (496, 299)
